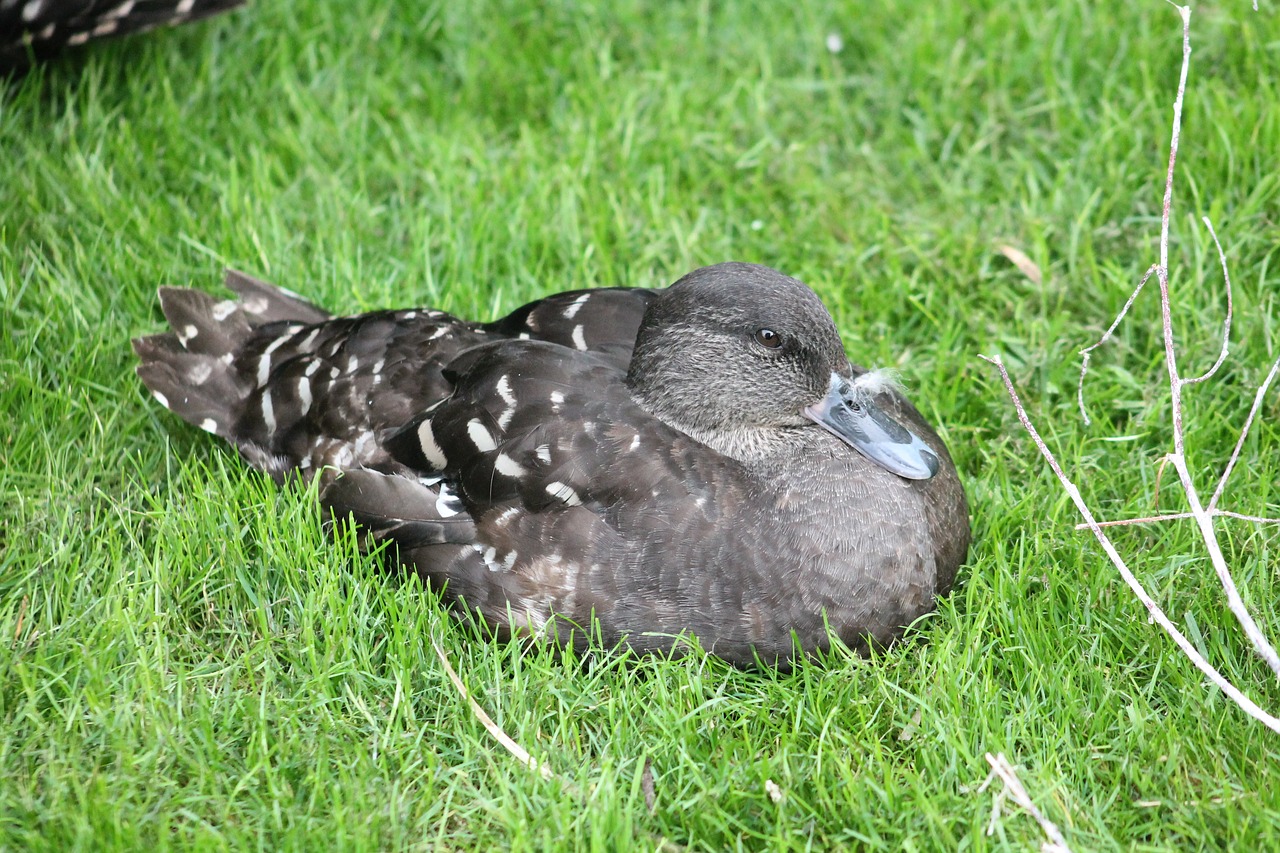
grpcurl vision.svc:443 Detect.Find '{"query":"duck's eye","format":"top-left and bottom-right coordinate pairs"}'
top-left (754, 328), bottom-right (783, 349)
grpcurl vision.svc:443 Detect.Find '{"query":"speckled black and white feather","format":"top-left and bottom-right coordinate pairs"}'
top-left (135, 264), bottom-right (970, 667)
top-left (1, 0), bottom-right (243, 74)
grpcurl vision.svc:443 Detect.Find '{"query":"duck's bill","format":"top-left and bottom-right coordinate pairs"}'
top-left (802, 373), bottom-right (940, 480)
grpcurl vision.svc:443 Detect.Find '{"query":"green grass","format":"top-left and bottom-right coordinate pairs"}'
top-left (3, 0), bottom-right (1280, 848)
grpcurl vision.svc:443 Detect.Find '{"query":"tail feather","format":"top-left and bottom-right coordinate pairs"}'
top-left (136, 270), bottom-right (330, 442)
top-left (134, 269), bottom-right (419, 477)
top-left (156, 286), bottom-right (253, 357)
top-left (224, 270), bottom-right (332, 325)
top-left (133, 334), bottom-right (245, 440)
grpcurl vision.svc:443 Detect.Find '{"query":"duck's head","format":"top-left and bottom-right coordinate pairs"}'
top-left (625, 262), bottom-right (939, 479)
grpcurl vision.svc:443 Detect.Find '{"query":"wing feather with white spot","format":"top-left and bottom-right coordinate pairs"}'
top-left (321, 468), bottom-right (477, 549)
top-left (482, 287), bottom-right (655, 365)
top-left (384, 339), bottom-right (733, 525)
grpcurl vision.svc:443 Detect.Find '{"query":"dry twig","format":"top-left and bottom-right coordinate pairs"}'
top-left (431, 642), bottom-right (686, 851)
top-left (981, 354), bottom-right (1280, 733)
top-left (979, 753), bottom-right (1072, 853)
top-left (1210, 351), bottom-right (1280, 514)
top-left (985, 3), bottom-right (1280, 729)
top-left (431, 640), bottom-right (559, 782)
top-left (12, 594), bottom-right (28, 645)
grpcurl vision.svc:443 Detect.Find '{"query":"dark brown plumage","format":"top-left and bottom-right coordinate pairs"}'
top-left (134, 264), bottom-right (970, 667)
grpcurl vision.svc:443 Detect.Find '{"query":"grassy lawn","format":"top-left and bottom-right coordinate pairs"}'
top-left (3, 0), bottom-right (1280, 848)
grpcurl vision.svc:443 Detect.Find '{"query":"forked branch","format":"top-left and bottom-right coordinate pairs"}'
top-left (988, 4), bottom-right (1280, 729)
top-left (981, 354), bottom-right (1280, 734)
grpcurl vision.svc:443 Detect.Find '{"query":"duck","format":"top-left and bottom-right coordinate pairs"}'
top-left (1, 0), bottom-right (243, 76)
top-left (134, 262), bottom-right (970, 667)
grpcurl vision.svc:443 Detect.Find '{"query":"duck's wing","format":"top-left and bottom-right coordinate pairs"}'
top-left (482, 287), bottom-right (656, 363)
top-left (133, 271), bottom-right (655, 479)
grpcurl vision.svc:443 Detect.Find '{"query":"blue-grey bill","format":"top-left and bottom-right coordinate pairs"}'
top-left (802, 373), bottom-right (940, 480)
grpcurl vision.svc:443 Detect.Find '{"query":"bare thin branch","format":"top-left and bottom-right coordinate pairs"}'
top-left (1078, 264), bottom-right (1160, 425)
top-left (1219, 510), bottom-right (1280, 524)
top-left (432, 640), bottom-right (558, 782)
top-left (981, 354), bottom-right (1280, 733)
top-left (1183, 217), bottom-right (1233, 385)
top-left (1145, 4), bottom-right (1280, 681)
top-left (1211, 353), bottom-right (1280, 511)
top-left (997, 2), bottom-right (1280, 736)
top-left (1156, 4), bottom-right (1193, 457)
top-left (1074, 512), bottom-right (1198, 530)
top-left (1167, 453), bottom-right (1280, 680)
top-left (1076, 510), bottom-right (1280, 530)
top-left (980, 753), bottom-right (1072, 853)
